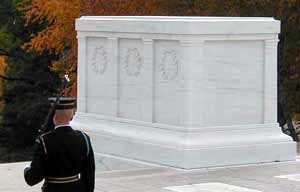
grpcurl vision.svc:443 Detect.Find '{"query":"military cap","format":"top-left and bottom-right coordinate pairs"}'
top-left (48, 97), bottom-right (76, 110)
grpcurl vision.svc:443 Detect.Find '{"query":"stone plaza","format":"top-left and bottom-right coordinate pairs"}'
top-left (1, 153), bottom-right (300, 192)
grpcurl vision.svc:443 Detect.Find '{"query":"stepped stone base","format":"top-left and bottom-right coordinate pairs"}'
top-left (72, 113), bottom-right (296, 169)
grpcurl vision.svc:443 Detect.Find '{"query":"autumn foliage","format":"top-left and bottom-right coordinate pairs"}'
top-left (20, 0), bottom-right (82, 96)
top-left (0, 56), bottom-right (6, 97)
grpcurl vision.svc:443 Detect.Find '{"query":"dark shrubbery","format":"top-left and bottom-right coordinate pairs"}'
top-left (0, 0), bottom-right (59, 154)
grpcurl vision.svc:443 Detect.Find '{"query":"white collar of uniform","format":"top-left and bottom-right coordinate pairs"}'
top-left (55, 124), bottom-right (70, 129)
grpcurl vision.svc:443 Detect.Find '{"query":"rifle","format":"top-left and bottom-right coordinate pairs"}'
top-left (39, 74), bottom-right (70, 134)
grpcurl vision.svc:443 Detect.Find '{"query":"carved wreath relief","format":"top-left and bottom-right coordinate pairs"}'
top-left (160, 50), bottom-right (179, 80)
top-left (124, 48), bottom-right (142, 77)
top-left (90, 46), bottom-right (108, 75)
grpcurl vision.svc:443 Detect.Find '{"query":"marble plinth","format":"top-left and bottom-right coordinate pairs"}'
top-left (74, 16), bottom-right (296, 169)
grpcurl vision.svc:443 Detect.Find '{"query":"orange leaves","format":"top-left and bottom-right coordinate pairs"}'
top-left (81, 0), bottom-right (158, 16)
top-left (21, 0), bottom-right (80, 54)
top-left (20, 0), bottom-right (82, 96)
top-left (0, 56), bottom-right (6, 97)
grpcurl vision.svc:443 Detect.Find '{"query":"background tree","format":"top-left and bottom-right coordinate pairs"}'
top-left (21, 0), bottom-right (83, 96)
top-left (0, 0), bottom-right (59, 161)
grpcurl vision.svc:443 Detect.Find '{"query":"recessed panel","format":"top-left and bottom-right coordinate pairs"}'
top-left (86, 37), bottom-right (117, 116)
top-left (201, 40), bottom-right (264, 126)
top-left (118, 39), bottom-right (152, 121)
top-left (154, 40), bottom-right (181, 125)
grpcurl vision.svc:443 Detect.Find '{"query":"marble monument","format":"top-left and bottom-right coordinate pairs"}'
top-left (73, 16), bottom-right (296, 169)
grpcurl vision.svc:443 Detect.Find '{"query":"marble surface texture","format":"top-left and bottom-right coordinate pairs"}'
top-left (74, 16), bottom-right (296, 169)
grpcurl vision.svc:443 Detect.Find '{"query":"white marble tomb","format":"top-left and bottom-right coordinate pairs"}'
top-left (72, 16), bottom-right (296, 169)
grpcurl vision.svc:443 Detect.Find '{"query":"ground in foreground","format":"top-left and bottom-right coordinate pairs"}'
top-left (1, 156), bottom-right (300, 192)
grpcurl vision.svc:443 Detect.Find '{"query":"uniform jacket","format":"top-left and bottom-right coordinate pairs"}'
top-left (24, 125), bottom-right (95, 192)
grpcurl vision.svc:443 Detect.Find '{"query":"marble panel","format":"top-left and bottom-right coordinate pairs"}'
top-left (86, 37), bottom-right (117, 116)
top-left (154, 40), bottom-right (181, 125)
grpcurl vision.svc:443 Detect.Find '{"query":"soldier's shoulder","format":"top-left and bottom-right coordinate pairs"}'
top-left (35, 131), bottom-right (54, 154)
top-left (40, 130), bottom-right (54, 138)
top-left (75, 130), bottom-right (91, 142)
top-left (35, 131), bottom-right (54, 143)
top-left (75, 129), bottom-right (89, 135)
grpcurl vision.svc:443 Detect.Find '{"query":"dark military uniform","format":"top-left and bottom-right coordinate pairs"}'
top-left (24, 98), bottom-right (95, 192)
top-left (24, 126), bottom-right (95, 192)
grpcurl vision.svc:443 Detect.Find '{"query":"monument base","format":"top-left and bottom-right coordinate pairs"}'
top-left (72, 112), bottom-right (296, 169)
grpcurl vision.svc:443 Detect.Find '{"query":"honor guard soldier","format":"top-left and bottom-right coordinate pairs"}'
top-left (24, 97), bottom-right (95, 192)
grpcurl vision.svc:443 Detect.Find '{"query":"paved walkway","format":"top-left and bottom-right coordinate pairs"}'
top-left (2, 159), bottom-right (300, 192)
top-left (2, 142), bottom-right (300, 192)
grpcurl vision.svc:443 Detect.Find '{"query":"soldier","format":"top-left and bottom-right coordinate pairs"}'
top-left (24, 97), bottom-right (95, 192)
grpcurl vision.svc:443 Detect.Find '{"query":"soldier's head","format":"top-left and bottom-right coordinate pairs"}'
top-left (49, 97), bottom-right (76, 126)
top-left (54, 109), bottom-right (74, 125)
